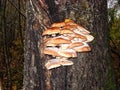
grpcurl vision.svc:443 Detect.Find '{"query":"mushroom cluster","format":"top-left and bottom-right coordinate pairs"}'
top-left (42, 19), bottom-right (94, 70)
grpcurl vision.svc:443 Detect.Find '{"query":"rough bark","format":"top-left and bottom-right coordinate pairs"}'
top-left (23, 0), bottom-right (51, 89)
top-left (2, 0), bottom-right (12, 89)
top-left (24, 0), bottom-right (114, 90)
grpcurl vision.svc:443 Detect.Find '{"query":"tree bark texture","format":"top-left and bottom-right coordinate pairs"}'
top-left (24, 0), bottom-right (111, 90)
top-left (2, 0), bottom-right (12, 89)
top-left (23, 0), bottom-right (51, 89)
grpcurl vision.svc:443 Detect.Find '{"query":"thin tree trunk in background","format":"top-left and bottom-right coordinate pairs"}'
top-left (0, 78), bottom-right (3, 90)
top-left (2, 0), bottom-right (12, 90)
top-left (18, 0), bottom-right (23, 46)
top-left (24, 0), bottom-right (116, 90)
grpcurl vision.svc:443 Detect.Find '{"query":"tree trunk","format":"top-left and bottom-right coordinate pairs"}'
top-left (0, 77), bottom-right (3, 90)
top-left (23, 0), bottom-right (51, 89)
top-left (24, 0), bottom-right (116, 90)
top-left (2, 0), bottom-right (12, 89)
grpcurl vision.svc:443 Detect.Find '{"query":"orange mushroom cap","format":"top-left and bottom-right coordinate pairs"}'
top-left (44, 36), bottom-right (71, 46)
top-left (60, 29), bottom-right (75, 34)
top-left (45, 59), bottom-right (61, 69)
top-left (67, 41), bottom-right (84, 49)
top-left (72, 42), bottom-right (91, 52)
top-left (45, 58), bottom-right (74, 69)
top-left (61, 25), bottom-right (77, 30)
top-left (73, 30), bottom-right (94, 42)
top-left (42, 27), bottom-right (60, 36)
top-left (51, 22), bottom-right (66, 28)
top-left (85, 35), bottom-right (94, 42)
top-left (73, 46), bottom-right (91, 52)
top-left (43, 47), bottom-right (60, 57)
top-left (58, 49), bottom-right (77, 58)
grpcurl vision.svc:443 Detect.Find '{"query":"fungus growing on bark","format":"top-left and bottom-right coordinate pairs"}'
top-left (45, 58), bottom-right (73, 70)
top-left (42, 27), bottom-right (60, 36)
top-left (51, 22), bottom-right (66, 28)
top-left (42, 19), bottom-right (94, 69)
top-left (43, 36), bottom-right (72, 47)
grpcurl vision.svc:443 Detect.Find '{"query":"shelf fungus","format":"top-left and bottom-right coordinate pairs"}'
top-left (42, 19), bottom-right (94, 70)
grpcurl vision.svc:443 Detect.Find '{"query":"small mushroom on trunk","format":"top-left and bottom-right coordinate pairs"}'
top-left (45, 59), bottom-right (61, 70)
top-left (45, 57), bottom-right (74, 70)
top-left (67, 33), bottom-right (87, 42)
top-left (43, 47), bottom-right (60, 57)
top-left (51, 22), bottom-right (66, 28)
top-left (61, 25), bottom-right (78, 30)
top-left (44, 36), bottom-right (72, 46)
top-left (73, 30), bottom-right (94, 42)
top-left (72, 42), bottom-right (91, 52)
top-left (58, 49), bottom-right (77, 58)
top-left (60, 29), bottom-right (75, 34)
top-left (42, 27), bottom-right (60, 36)
top-left (67, 41), bottom-right (84, 49)
top-left (65, 19), bottom-right (90, 34)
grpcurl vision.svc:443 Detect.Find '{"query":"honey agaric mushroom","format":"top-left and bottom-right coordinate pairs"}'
top-left (44, 36), bottom-right (72, 46)
top-left (42, 27), bottom-right (60, 36)
top-left (44, 47), bottom-right (77, 58)
top-left (66, 33), bottom-right (87, 42)
top-left (62, 25), bottom-right (78, 30)
top-left (72, 42), bottom-right (91, 52)
top-left (73, 46), bottom-right (91, 52)
top-left (73, 30), bottom-right (94, 42)
top-left (51, 22), bottom-right (66, 28)
top-left (63, 24), bottom-right (90, 35)
top-left (67, 41), bottom-right (84, 49)
top-left (60, 29), bottom-right (75, 34)
top-left (65, 19), bottom-right (90, 34)
top-left (43, 47), bottom-right (60, 57)
top-left (60, 29), bottom-right (87, 41)
top-left (45, 58), bottom-right (73, 69)
top-left (61, 31), bottom-right (87, 42)
top-left (45, 59), bottom-right (61, 70)
top-left (85, 35), bottom-right (94, 42)
top-left (58, 49), bottom-right (77, 58)
top-left (59, 44), bottom-right (69, 49)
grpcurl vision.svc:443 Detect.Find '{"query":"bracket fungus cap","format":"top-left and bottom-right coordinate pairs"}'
top-left (42, 27), bottom-right (60, 36)
top-left (58, 49), bottom-right (77, 58)
top-left (45, 59), bottom-right (61, 69)
top-left (44, 36), bottom-right (72, 46)
top-left (43, 47), bottom-right (60, 57)
top-left (51, 22), bottom-right (65, 28)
